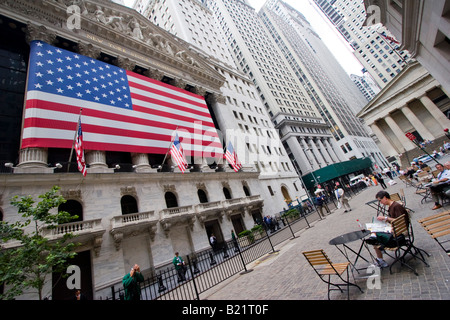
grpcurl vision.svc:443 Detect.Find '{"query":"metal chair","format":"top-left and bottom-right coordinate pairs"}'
top-left (383, 214), bottom-right (429, 275)
top-left (303, 249), bottom-right (363, 300)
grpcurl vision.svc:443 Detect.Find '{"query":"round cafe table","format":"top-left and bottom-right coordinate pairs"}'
top-left (329, 230), bottom-right (373, 274)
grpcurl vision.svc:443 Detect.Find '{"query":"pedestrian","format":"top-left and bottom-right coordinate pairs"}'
top-left (122, 264), bottom-right (144, 300)
top-left (314, 193), bottom-right (330, 218)
top-left (210, 233), bottom-right (217, 251)
top-left (334, 185), bottom-right (351, 212)
top-left (231, 230), bottom-right (239, 252)
top-left (172, 252), bottom-right (187, 282)
top-left (73, 288), bottom-right (88, 300)
top-left (374, 172), bottom-right (387, 189)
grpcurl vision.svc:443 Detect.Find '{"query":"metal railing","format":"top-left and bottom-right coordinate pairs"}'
top-left (109, 211), bottom-right (320, 300)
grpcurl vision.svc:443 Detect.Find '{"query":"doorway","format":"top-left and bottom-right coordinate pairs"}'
top-left (52, 250), bottom-right (93, 300)
top-left (204, 219), bottom-right (224, 250)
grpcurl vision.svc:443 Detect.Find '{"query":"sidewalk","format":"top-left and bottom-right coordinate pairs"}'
top-left (200, 168), bottom-right (450, 300)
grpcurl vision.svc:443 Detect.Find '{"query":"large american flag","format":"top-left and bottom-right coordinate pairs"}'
top-left (22, 41), bottom-right (223, 159)
top-left (170, 133), bottom-right (188, 173)
top-left (225, 141), bottom-right (242, 172)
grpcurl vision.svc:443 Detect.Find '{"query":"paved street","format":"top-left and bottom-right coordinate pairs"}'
top-left (201, 161), bottom-right (450, 300)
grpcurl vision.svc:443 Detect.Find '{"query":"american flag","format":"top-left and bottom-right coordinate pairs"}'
top-left (22, 41), bottom-right (223, 159)
top-left (170, 133), bottom-right (188, 173)
top-left (225, 141), bottom-right (242, 172)
top-left (379, 31), bottom-right (400, 45)
top-left (75, 116), bottom-right (87, 176)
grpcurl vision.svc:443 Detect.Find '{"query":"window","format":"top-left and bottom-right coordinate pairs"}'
top-left (223, 187), bottom-right (232, 200)
top-left (58, 200), bottom-right (83, 222)
top-left (165, 192), bottom-right (178, 208)
top-left (198, 189), bottom-right (208, 203)
top-left (121, 195), bottom-right (138, 215)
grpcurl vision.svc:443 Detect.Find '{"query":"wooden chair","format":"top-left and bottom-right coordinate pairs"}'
top-left (383, 215), bottom-right (429, 275)
top-left (418, 211), bottom-right (450, 255)
top-left (303, 249), bottom-right (363, 300)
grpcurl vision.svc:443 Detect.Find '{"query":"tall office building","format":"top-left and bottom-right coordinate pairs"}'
top-left (133, 0), bottom-right (308, 205)
top-left (350, 73), bottom-right (380, 101)
top-left (259, 0), bottom-right (388, 169)
top-left (170, 0), bottom-right (348, 177)
top-left (312, 0), bottom-right (412, 89)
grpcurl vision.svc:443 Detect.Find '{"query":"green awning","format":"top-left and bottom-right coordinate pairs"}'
top-left (302, 158), bottom-right (373, 190)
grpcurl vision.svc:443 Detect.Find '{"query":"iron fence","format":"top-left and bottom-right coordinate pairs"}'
top-left (109, 211), bottom-right (320, 300)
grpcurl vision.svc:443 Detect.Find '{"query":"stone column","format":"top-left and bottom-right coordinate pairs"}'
top-left (317, 139), bottom-right (333, 165)
top-left (384, 115), bottom-right (416, 151)
top-left (309, 138), bottom-right (325, 168)
top-left (286, 137), bottom-right (312, 174)
top-left (16, 24), bottom-right (57, 173)
top-left (419, 95), bottom-right (450, 130)
top-left (300, 137), bottom-right (319, 171)
top-left (401, 105), bottom-right (435, 141)
top-left (85, 150), bottom-right (112, 173)
top-left (369, 122), bottom-right (398, 156)
top-left (323, 139), bottom-right (339, 163)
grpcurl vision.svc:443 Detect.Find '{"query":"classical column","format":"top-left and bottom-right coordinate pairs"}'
top-left (85, 150), bottom-right (112, 173)
top-left (401, 105), bottom-right (435, 141)
top-left (309, 138), bottom-right (326, 168)
top-left (317, 139), bottom-right (333, 165)
top-left (300, 137), bottom-right (319, 170)
top-left (131, 153), bottom-right (153, 173)
top-left (419, 95), bottom-right (450, 130)
top-left (15, 24), bottom-right (57, 173)
top-left (323, 139), bottom-right (339, 163)
top-left (286, 137), bottom-right (312, 174)
top-left (369, 122), bottom-right (398, 156)
top-left (384, 115), bottom-right (416, 151)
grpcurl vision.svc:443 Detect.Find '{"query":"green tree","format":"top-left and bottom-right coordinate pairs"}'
top-left (0, 186), bottom-right (79, 300)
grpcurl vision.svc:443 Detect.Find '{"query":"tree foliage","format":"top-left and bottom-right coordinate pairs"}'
top-left (0, 186), bottom-right (79, 300)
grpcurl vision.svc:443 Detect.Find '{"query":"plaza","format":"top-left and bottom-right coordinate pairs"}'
top-left (201, 159), bottom-right (450, 300)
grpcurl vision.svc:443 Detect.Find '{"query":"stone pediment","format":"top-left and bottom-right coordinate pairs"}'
top-left (0, 0), bottom-right (225, 91)
top-left (357, 61), bottom-right (431, 119)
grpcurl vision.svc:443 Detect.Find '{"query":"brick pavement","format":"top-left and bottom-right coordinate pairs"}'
top-left (201, 166), bottom-right (450, 300)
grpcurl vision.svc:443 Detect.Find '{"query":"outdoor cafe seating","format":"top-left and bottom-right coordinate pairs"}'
top-left (303, 249), bottom-right (363, 300)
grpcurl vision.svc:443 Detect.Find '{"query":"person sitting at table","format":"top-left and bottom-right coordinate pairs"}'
top-left (366, 191), bottom-right (409, 268)
top-left (430, 163), bottom-right (450, 210)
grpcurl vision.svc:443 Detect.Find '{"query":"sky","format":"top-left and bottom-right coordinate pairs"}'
top-left (121, 0), bottom-right (364, 76)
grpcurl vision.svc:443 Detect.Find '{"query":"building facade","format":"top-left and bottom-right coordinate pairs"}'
top-left (357, 61), bottom-right (450, 165)
top-left (363, 0), bottom-right (450, 97)
top-left (259, 0), bottom-right (389, 169)
top-left (0, 0), bottom-right (305, 300)
top-left (312, 0), bottom-right (412, 89)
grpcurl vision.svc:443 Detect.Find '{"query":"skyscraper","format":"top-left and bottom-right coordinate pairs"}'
top-left (259, 0), bottom-right (388, 169)
top-left (312, 0), bottom-right (412, 88)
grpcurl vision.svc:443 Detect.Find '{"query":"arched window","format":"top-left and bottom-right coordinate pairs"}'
top-left (223, 187), bottom-right (232, 200)
top-left (165, 192), bottom-right (178, 208)
top-left (121, 195), bottom-right (138, 215)
top-left (58, 200), bottom-right (83, 222)
top-left (198, 189), bottom-right (208, 203)
top-left (243, 185), bottom-right (251, 197)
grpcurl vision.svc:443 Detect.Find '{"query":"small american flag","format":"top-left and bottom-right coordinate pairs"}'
top-left (170, 134), bottom-right (188, 173)
top-left (75, 116), bottom-right (87, 176)
top-left (225, 141), bottom-right (242, 172)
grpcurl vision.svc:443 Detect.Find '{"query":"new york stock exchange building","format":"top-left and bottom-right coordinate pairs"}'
top-left (0, 0), bottom-right (308, 299)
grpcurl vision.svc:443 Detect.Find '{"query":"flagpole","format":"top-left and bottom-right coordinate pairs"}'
top-left (160, 126), bottom-right (179, 168)
top-left (68, 108), bottom-right (83, 172)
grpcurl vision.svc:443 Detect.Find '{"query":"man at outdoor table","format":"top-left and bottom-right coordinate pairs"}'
top-left (429, 163), bottom-right (450, 210)
top-left (366, 191), bottom-right (409, 268)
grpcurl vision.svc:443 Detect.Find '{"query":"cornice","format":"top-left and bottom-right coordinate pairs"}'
top-left (0, 0), bottom-right (225, 92)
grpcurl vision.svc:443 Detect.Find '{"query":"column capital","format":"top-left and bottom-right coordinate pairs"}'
top-left (25, 23), bottom-right (57, 44)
